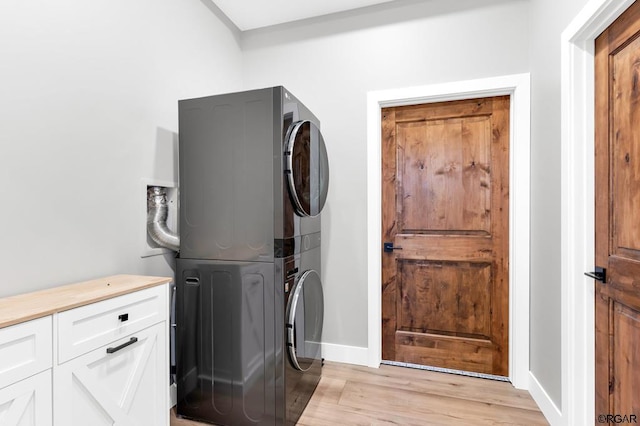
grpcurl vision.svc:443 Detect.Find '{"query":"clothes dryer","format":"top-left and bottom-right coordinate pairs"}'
top-left (178, 86), bottom-right (329, 262)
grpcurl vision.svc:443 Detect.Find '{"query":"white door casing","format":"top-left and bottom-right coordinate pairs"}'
top-left (366, 73), bottom-right (531, 389)
top-left (561, 0), bottom-right (636, 425)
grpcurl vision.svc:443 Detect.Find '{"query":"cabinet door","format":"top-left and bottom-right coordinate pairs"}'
top-left (0, 316), bottom-right (52, 388)
top-left (54, 322), bottom-right (167, 426)
top-left (0, 370), bottom-right (52, 426)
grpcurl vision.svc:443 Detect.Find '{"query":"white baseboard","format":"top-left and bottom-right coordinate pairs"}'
top-left (322, 342), bottom-right (370, 366)
top-left (529, 371), bottom-right (562, 426)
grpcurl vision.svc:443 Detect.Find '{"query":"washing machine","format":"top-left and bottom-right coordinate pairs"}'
top-left (175, 87), bottom-right (328, 425)
top-left (176, 259), bottom-right (277, 425)
top-left (278, 238), bottom-right (323, 424)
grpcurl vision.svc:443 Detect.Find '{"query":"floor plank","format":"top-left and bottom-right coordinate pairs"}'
top-left (170, 361), bottom-right (548, 425)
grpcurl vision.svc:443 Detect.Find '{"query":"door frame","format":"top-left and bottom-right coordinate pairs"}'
top-left (561, 0), bottom-right (635, 424)
top-left (366, 73), bottom-right (531, 389)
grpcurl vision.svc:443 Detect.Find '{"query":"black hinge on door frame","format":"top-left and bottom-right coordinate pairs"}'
top-left (584, 266), bottom-right (606, 283)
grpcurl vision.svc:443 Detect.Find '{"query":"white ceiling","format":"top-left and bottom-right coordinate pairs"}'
top-left (210, 0), bottom-right (397, 31)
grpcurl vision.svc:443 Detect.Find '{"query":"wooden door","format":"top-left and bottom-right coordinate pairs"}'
top-left (594, 3), bottom-right (640, 419)
top-left (381, 96), bottom-right (510, 376)
top-left (54, 323), bottom-right (166, 426)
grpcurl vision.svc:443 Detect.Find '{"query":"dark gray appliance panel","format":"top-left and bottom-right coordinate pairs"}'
top-left (176, 259), bottom-right (278, 426)
top-left (179, 89), bottom-right (275, 262)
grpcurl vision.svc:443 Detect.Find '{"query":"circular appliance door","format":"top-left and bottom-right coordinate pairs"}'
top-left (285, 120), bottom-right (329, 217)
top-left (286, 270), bottom-right (324, 371)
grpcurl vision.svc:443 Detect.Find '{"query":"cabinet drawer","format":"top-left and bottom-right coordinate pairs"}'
top-left (57, 285), bottom-right (167, 364)
top-left (0, 316), bottom-right (52, 389)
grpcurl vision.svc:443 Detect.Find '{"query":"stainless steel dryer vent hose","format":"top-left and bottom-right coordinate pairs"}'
top-left (147, 186), bottom-right (179, 252)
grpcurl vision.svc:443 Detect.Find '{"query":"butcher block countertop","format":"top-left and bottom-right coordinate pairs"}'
top-left (0, 274), bottom-right (172, 329)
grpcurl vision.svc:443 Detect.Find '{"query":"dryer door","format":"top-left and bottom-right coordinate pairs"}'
top-left (285, 120), bottom-right (329, 217)
top-left (286, 270), bottom-right (324, 371)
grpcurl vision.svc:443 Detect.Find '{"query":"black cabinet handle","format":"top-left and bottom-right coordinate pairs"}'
top-left (106, 337), bottom-right (138, 354)
top-left (118, 313), bottom-right (129, 322)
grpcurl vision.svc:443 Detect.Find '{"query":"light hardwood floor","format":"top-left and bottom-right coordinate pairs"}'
top-left (171, 361), bottom-right (548, 425)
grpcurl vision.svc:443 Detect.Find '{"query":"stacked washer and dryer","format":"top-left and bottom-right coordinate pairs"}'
top-left (175, 87), bottom-right (329, 425)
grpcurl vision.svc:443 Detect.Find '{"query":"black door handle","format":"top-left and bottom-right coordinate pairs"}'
top-left (584, 266), bottom-right (606, 283)
top-left (383, 242), bottom-right (403, 253)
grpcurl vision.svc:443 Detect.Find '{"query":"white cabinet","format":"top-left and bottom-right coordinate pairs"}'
top-left (0, 279), bottom-right (169, 426)
top-left (54, 285), bottom-right (168, 426)
top-left (0, 317), bottom-right (53, 426)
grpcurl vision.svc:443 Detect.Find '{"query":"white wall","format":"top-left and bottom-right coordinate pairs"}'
top-left (528, 0), bottom-right (590, 410)
top-left (242, 0), bottom-right (530, 349)
top-left (0, 0), bottom-right (243, 297)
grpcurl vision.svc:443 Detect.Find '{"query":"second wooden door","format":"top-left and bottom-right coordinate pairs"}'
top-left (594, 1), bottom-right (640, 419)
top-left (381, 96), bottom-right (510, 376)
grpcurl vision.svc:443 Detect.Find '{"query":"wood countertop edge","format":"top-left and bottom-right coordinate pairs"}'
top-left (0, 274), bottom-right (172, 329)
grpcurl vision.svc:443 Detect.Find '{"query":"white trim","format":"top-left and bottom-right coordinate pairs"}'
top-left (366, 73), bottom-right (531, 390)
top-left (561, 1), bottom-right (634, 425)
top-left (169, 383), bottom-right (177, 409)
top-left (529, 371), bottom-right (562, 426)
top-left (322, 342), bottom-right (369, 366)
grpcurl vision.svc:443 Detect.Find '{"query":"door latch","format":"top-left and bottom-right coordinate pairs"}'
top-left (383, 242), bottom-right (403, 253)
top-left (584, 266), bottom-right (606, 283)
